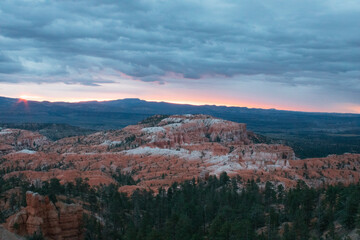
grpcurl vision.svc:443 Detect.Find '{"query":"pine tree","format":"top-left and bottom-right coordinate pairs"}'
top-left (356, 204), bottom-right (360, 234)
top-left (26, 231), bottom-right (44, 240)
top-left (9, 193), bottom-right (17, 210)
top-left (282, 223), bottom-right (295, 240)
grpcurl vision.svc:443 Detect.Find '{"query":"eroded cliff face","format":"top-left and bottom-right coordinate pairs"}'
top-left (5, 191), bottom-right (83, 240)
top-left (0, 128), bottom-right (49, 155)
top-left (0, 114), bottom-right (359, 191)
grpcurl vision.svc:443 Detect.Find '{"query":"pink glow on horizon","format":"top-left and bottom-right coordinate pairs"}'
top-left (16, 98), bottom-right (30, 111)
top-left (11, 94), bottom-right (356, 113)
top-left (343, 104), bottom-right (360, 114)
top-left (0, 81), bottom-right (358, 114)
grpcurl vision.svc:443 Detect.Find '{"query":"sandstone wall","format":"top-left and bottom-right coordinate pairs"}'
top-left (5, 191), bottom-right (83, 240)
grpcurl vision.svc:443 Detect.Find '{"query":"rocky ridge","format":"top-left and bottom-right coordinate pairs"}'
top-left (5, 191), bottom-right (83, 240)
top-left (0, 128), bottom-right (49, 155)
top-left (0, 114), bottom-right (359, 191)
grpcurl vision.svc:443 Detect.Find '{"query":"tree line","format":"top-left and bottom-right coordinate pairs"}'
top-left (0, 172), bottom-right (360, 239)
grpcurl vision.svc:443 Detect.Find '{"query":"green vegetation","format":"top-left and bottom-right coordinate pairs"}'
top-left (26, 231), bottom-right (45, 240)
top-left (1, 172), bottom-right (360, 239)
top-left (267, 132), bottom-right (360, 159)
top-left (139, 115), bottom-right (169, 127)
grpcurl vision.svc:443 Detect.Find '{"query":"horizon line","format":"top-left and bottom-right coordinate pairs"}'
top-left (2, 95), bottom-right (358, 115)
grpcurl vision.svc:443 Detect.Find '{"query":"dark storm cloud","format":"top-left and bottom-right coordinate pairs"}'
top-left (0, 0), bottom-right (359, 93)
top-left (0, 52), bottom-right (23, 73)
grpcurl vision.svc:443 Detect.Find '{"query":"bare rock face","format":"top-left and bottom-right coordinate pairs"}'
top-left (1, 114), bottom-right (360, 191)
top-left (146, 115), bottom-right (250, 147)
top-left (0, 128), bottom-right (49, 156)
top-left (5, 191), bottom-right (83, 240)
top-left (0, 225), bottom-right (24, 240)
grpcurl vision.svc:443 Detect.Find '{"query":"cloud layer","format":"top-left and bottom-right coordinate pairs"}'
top-left (0, 0), bottom-right (359, 111)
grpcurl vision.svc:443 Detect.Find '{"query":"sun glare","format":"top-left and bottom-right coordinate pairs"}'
top-left (16, 96), bottom-right (32, 110)
top-left (17, 97), bottom-right (28, 104)
top-left (19, 95), bottom-right (42, 100)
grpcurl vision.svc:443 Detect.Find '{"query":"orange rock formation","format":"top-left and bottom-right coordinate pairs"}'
top-left (5, 191), bottom-right (83, 240)
top-left (0, 114), bottom-right (359, 191)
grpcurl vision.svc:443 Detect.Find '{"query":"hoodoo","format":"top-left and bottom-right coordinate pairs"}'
top-left (0, 115), bottom-right (359, 191)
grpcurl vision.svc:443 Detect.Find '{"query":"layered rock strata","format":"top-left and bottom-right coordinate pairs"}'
top-left (0, 114), bottom-right (359, 191)
top-left (5, 191), bottom-right (83, 240)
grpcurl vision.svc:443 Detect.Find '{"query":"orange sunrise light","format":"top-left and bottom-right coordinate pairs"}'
top-left (19, 95), bottom-right (42, 100)
top-left (17, 98), bottom-right (28, 104)
top-left (16, 96), bottom-right (31, 110)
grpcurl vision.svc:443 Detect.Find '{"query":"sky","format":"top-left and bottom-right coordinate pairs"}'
top-left (0, 0), bottom-right (359, 113)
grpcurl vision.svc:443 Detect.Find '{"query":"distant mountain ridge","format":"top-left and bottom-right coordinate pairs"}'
top-left (1, 96), bottom-right (359, 128)
top-left (1, 96), bottom-right (360, 158)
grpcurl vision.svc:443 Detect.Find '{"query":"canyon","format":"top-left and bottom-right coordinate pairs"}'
top-left (0, 114), bottom-right (359, 192)
top-left (1, 114), bottom-right (360, 239)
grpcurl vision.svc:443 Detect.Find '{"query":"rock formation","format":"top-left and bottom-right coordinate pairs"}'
top-left (0, 114), bottom-right (359, 191)
top-left (5, 191), bottom-right (83, 240)
top-left (0, 128), bottom-right (49, 156)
